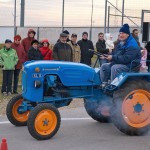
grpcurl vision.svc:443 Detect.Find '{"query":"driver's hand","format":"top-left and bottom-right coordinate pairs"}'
top-left (100, 56), bottom-right (105, 59)
top-left (106, 55), bottom-right (112, 61)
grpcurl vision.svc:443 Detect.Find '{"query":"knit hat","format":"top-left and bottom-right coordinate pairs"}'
top-left (119, 24), bottom-right (130, 35)
top-left (42, 39), bottom-right (49, 43)
top-left (31, 40), bottom-right (39, 46)
top-left (82, 32), bottom-right (88, 36)
top-left (63, 30), bottom-right (70, 35)
top-left (5, 39), bottom-right (12, 43)
top-left (42, 39), bottom-right (49, 46)
top-left (14, 35), bottom-right (21, 41)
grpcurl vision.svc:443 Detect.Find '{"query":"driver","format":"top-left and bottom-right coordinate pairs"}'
top-left (100, 24), bottom-right (141, 82)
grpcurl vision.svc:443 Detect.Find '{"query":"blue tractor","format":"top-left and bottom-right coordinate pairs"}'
top-left (6, 52), bottom-right (150, 140)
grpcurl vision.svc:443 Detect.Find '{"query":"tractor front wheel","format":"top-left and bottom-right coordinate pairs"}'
top-left (111, 80), bottom-right (150, 135)
top-left (27, 103), bottom-right (61, 140)
top-left (6, 94), bottom-right (30, 126)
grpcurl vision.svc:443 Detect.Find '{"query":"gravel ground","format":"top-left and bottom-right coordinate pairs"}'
top-left (0, 95), bottom-right (11, 115)
top-left (0, 94), bottom-right (84, 116)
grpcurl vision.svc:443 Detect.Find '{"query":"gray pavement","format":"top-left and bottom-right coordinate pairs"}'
top-left (0, 107), bottom-right (150, 150)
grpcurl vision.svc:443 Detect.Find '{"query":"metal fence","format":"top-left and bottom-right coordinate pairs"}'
top-left (0, 26), bottom-right (145, 47)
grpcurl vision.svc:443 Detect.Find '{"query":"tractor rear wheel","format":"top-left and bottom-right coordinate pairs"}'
top-left (27, 103), bottom-right (61, 140)
top-left (111, 80), bottom-right (150, 135)
top-left (6, 94), bottom-right (30, 126)
top-left (84, 99), bottom-right (111, 123)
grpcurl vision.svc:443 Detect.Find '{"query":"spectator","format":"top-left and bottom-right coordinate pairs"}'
top-left (77, 32), bottom-right (94, 66)
top-left (40, 39), bottom-right (53, 60)
top-left (145, 41), bottom-right (150, 70)
top-left (63, 30), bottom-right (70, 42)
top-left (131, 29), bottom-right (141, 47)
top-left (53, 33), bottom-right (72, 61)
top-left (96, 33), bottom-right (109, 65)
top-left (28, 40), bottom-right (43, 61)
top-left (57, 30), bottom-right (70, 43)
top-left (21, 29), bottom-right (36, 60)
top-left (11, 35), bottom-right (26, 94)
top-left (67, 33), bottom-right (81, 62)
top-left (105, 33), bottom-right (114, 50)
top-left (0, 39), bottom-right (18, 96)
top-left (113, 34), bottom-right (120, 50)
top-left (100, 24), bottom-right (141, 82)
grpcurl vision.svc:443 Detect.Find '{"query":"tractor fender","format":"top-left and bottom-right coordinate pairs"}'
top-left (111, 72), bottom-right (150, 89)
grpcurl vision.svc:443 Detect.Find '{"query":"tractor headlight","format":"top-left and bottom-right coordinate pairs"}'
top-left (34, 80), bottom-right (41, 88)
top-left (35, 67), bottom-right (40, 72)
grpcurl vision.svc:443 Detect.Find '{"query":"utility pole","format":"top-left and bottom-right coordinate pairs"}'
top-left (122, 0), bottom-right (125, 26)
top-left (62, 0), bottom-right (65, 32)
top-left (107, 6), bottom-right (110, 33)
top-left (14, 0), bottom-right (17, 36)
top-left (20, 0), bottom-right (25, 27)
top-left (104, 0), bottom-right (107, 33)
top-left (89, 0), bottom-right (94, 40)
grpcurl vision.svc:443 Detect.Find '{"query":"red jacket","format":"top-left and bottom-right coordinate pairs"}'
top-left (21, 29), bottom-right (36, 60)
top-left (40, 47), bottom-right (53, 60)
top-left (11, 43), bottom-right (26, 69)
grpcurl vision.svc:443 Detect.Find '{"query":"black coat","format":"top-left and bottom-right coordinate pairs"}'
top-left (77, 39), bottom-right (94, 66)
top-left (146, 42), bottom-right (150, 60)
top-left (96, 40), bottom-right (109, 54)
top-left (28, 47), bottom-right (43, 61)
top-left (52, 42), bottom-right (72, 61)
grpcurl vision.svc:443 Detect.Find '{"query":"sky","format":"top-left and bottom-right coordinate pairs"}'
top-left (0, 0), bottom-right (150, 27)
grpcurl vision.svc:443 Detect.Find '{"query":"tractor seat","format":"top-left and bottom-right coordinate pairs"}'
top-left (130, 64), bottom-right (141, 72)
top-left (130, 64), bottom-right (148, 73)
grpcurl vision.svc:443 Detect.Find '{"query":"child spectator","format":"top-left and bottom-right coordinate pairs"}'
top-left (28, 40), bottom-right (43, 61)
top-left (105, 33), bottom-right (114, 53)
top-left (11, 35), bottom-right (26, 94)
top-left (0, 39), bottom-right (18, 96)
top-left (39, 39), bottom-right (53, 60)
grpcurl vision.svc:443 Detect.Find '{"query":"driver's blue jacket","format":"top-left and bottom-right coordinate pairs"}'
top-left (111, 34), bottom-right (141, 69)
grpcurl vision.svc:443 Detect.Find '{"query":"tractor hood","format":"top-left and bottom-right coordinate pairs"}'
top-left (23, 61), bottom-right (100, 86)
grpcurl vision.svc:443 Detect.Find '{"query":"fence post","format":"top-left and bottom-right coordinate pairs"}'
top-left (37, 27), bottom-right (40, 41)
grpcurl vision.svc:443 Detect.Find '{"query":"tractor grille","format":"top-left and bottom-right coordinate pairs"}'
top-left (22, 71), bottom-right (27, 93)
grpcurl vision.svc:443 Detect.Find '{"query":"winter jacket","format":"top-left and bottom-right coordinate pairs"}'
top-left (28, 47), bottom-right (43, 61)
top-left (111, 34), bottom-right (141, 69)
top-left (52, 42), bottom-right (72, 61)
top-left (77, 39), bottom-right (94, 66)
top-left (96, 40), bottom-right (109, 54)
top-left (40, 47), bottom-right (53, 60)
top-left (67, 41), bottom-right (81, 62)
top-left (11, 43), bottom-right (26, 69)
top-left (21, 29), bottom-right (36, 60)
top-left (0, 47), bottom-right (18, 70)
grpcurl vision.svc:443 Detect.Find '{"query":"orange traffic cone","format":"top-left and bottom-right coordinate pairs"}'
top-left (0, 138), bottom-right (8, 150)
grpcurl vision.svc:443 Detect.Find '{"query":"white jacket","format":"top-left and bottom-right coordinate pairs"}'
top-left (105, 33), bottom-right (114, 49)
